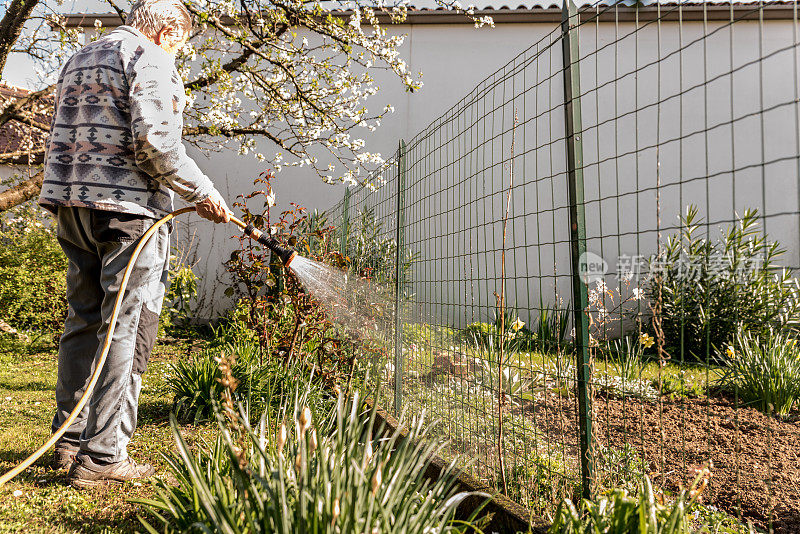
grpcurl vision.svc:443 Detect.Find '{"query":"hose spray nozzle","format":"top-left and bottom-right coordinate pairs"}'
top-left (242, 223), bottom-right (297, 266)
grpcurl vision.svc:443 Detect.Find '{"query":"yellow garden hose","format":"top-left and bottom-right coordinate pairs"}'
top-left (0, 206), bottom-right (294, 487)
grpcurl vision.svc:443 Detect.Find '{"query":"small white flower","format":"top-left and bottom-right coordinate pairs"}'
top-left (12, 490), bottom-right (22, 497)
top-left (632, 288), bottom-right (643, 300)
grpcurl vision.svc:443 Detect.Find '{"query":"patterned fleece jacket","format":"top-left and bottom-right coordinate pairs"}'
top-left (39, 25), bottom-right (217, 218)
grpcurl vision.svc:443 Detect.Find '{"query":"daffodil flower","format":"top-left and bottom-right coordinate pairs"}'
top-left (640, 333), bottom-right (655, 349)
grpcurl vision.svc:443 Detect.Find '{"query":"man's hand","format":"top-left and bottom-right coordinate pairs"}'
top-left (195, 190), bottom-right (231, 224)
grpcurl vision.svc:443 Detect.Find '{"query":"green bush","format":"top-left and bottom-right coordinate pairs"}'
top-left (719, 330), bottom-right (800, 416)
top-left (338, 207), bottom-right (418, 288)
top-left (533, 302), bottom-right (570, 352)
top-left (159, 262), bottom-right (199, 337)
top-left (603, 336), bottom-right (644, 384)
top-left (650, 206), bottom-right (800, 360)
top-left (137, 382), bottom-right (487, 533)
top-left (594, 443), bottom-right (647, 494)
top-left (507, 454), bottom-right (581, 515)
top-left (0, 206), bottom-right (67, 331)
top-left (548, 474), bottom-right (705, 533)
top-left (460, 308), bottom-right (530, 353)
top-left (166, 340), bottom-right (309, 423)
top-left (461, 321), bottom-right (498, 348)
top-left (403, 322), bottom-right (456, 349)
top-left (658, 374), bottom-right (704, 399)
top-left (460, 303), bottom-right (569, 353)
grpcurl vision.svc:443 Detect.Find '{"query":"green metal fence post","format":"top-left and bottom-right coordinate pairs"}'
top-left (393, 140), bottom-right (407, 413)
top-left (340, 187), bottom-right (351, 256)
top-left (561, 0), bottom-right (594, 500)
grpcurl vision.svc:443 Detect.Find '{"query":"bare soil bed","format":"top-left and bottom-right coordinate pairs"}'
top-left (592, 394), bottom-right (800, 533)
top-left (511, 391), bottom-right (800, 531)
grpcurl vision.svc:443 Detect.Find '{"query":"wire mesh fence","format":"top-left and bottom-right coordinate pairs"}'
top-left (324, 1), bottom-right (800, 529)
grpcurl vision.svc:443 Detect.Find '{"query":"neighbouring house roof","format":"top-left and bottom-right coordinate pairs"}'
top-left (0, 83), bottom-right (51, 166)
top-left (59, 1), bottom-right (800, 28)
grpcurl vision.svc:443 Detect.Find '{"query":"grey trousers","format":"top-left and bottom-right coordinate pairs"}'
top-left (52, 207), bottom-right (169, 462)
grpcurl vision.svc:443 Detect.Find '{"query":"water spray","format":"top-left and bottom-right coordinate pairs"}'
top-left (0, 206), bottom-right (299, 487)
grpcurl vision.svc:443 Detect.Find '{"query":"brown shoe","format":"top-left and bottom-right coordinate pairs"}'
top-left (53, 444), bottom-right (79, 470)
top-left (68, 455), bottom-right (155, 488)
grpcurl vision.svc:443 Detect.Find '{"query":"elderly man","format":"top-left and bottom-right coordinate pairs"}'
top-left (39, 0), bottom-right (229, 487)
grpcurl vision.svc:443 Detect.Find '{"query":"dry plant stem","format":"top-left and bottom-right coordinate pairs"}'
top-left (652, 155), bottom-right (669, 487)
top-left (0, 170), bottom-right (43, 212)
top-left (286, 275), bottom-right (306, 362)
top-left (217, 352), bottom-right (248, 469)
top-left (495, 109), bottom-right (518, 496)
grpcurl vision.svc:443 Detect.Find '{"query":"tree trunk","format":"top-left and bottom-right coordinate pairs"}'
top-left (0, 171), bottom-right (43, 212)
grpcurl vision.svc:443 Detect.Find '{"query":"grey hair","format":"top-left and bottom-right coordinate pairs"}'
top-left (126, 0), bottom-right (193, 40)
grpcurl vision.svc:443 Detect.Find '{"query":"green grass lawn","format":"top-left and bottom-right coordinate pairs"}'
top-left (0, 335), bottom-right (214, 533)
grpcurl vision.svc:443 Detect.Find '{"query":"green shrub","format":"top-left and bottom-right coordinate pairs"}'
top-left (533, 301), bottom-right (570, 352)
top-left (403, 322), bottom-right (456, 349)
top-left (548, 474), bottom-right (705, 533)
top-left (0, 206), bottom-right (67, 331)
top-left (462, 321), bottom-right (498, 348)
top-left (461, 304), bottom-right (569, 354)
top-left (472, 340), bottom-right (533, 404)
top-left (719, 330), bottom-right (800, 416)
top-left (689, 503), bottom-right (755, 533)
top-left (338, 207), bottom-right (418, 288)
top-left (208, 299), bottom-right (261, 347)
top-left (159, 261), bottom-right (199, 337)
top-left (603, 336), bottom-right (644, 384)
top-left (167, 340), bottom-right (309, 423)
top-left (460, 308), bottom-right (533, 353)
top-left (658, 374), bottom-right (705, 399)
top-left (137, 383), bottom-right (487, 533)
top-left (650, 206), bottom-right (800, 360)
top-left (507, 454), bottom-right (581, 515)
top-left (594, 443), bottom-right (647, 494)
top-left (597, 335), bottom-right (660, 400)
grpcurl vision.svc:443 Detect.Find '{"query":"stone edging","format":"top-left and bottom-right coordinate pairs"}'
top-left (364, 397), bottom-right (550, 534)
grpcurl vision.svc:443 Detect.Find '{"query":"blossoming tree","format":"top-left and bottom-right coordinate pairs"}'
top-left (0, 0), bottom-right (492, 211)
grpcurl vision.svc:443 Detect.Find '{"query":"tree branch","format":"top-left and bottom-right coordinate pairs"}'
top-left (0, 0), bottom-right (41, 74)
top-left (0, 149), bottom-right (45, 165)
top-left (183, 125), bottom-right (297, 154)
top-left (102, 0), bottom-right (127, 22)
top-left (7, 112), bottom-right (50, 132)
top-left (0, 170), bottom-right (43, 212)
top-left (185, 46), bottom-right (261, 91)
top-left (182, 7), bottom-right (292, 91)
top-left (0, 84), bottom-right (55, 128)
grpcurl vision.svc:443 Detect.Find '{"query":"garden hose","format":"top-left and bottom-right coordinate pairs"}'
top-left (0, 205), bottom-right (296, 487)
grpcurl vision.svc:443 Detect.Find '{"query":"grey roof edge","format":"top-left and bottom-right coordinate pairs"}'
top-left (59, 2), bottom-right (800, 28)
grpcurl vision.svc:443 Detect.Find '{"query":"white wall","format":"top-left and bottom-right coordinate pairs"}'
top-left (577, 19), bottom-right (800, 318)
